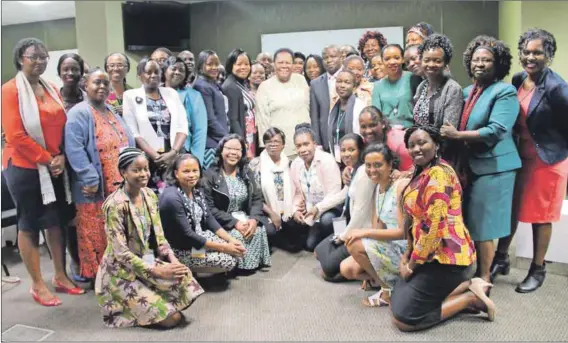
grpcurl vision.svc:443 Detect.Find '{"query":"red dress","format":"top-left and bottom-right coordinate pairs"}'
top-left (514, 87), bottom-right (568, 223)
top-left (75, 107), bottom-right (129, 277)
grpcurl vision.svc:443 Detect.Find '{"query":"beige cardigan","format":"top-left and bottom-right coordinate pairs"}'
top-left (290, 149), bottom-right (342, 218)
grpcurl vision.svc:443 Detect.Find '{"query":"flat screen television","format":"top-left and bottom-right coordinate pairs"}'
top-left (122, 1), bottom-right (190, 52)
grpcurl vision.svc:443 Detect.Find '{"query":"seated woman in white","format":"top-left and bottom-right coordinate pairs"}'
top-left (123, 57), bottom-right (188, 194)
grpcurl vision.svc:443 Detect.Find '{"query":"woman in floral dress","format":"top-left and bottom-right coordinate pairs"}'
top-left (95, 148), bottom-right (204, 328)
top-left (65, 68), bottom-right (135, 279)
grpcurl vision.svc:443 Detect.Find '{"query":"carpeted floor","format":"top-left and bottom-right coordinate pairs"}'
top-left (2, 247), bottom-right (568, 341)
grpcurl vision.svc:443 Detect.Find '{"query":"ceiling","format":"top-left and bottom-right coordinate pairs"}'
top-left (1, 0), bottom-right (210, 26)
top-left (1, 1), bottom-right (76, 26)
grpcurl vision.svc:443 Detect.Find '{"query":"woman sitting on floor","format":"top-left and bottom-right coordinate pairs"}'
top-left (341, 143), bottom-right (408, 306)
top-left (95, 148), bottom-right (204, 329)
top-left (290, 124), bottom-right (343, 252)
top-left (389, 125), bottom-right (494, 332)
top-left (159, 154), bottom-right (245, 274)
top-left (202, 134), bottom-right (272, 272)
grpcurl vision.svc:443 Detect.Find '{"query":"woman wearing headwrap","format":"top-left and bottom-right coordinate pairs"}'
top-left (95, 148), bottom-right (204, 328)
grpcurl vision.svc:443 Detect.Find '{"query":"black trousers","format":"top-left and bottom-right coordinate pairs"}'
top-left (305, 208), bottom-right (341, 252)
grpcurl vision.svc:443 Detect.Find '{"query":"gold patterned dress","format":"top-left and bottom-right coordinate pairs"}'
top-left (95, 187), bottom-right (204, 328)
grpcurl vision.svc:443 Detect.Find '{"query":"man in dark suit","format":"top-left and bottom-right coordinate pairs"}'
top-left (309, 45), bottom-right (343, 150)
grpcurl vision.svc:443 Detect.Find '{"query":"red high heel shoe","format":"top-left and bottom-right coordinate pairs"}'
top-left (30, 288), bottom-right (62, 307)
top-left (52, 278), bottom-right (86, 295)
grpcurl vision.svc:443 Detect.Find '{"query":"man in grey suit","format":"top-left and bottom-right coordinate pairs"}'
top-left (309, 45), bottom-right (343, 150)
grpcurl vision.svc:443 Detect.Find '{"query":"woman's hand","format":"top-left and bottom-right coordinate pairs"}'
top-left (235, 220), bottom-right (249, 235)
top-left (342, 166), bottom-right (353, 186)
top-left (244, 219), bottom-right (258, 240)
top-left (269, 212), bottom-right (282, 230)
top-left (399, 260), bottom-right (413, 280)
top-left (305, 206), bottom-right (319, 220)
top-left (222, 241), bottom-right (247, 257)
top-left (440, 121), bottom-right (460, 140)
top-left (82, 184), bottom-right (99, 197)
top-left (154, 150), bottom-right (177, 168)
top-left (49, 155), bottom-right (66, 177)
top-left (343, 230), bottom-right (366, 246)
top-left (293, 211), bottom-right (305, 224)
top-left (152, 263), bottom-right (189, 281)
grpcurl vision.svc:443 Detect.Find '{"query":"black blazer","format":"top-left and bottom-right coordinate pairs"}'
top-left (193, 76), bottom-right (229, 149)
top-left (512, 68), bottom-right (568, 164)
top-left (222, 74), bottom-right (247, 137)
top-left (158, 186), bottom-right (222, 250)
top-left (202, 165), bottom-right (267, 230)
top-left (309, 73), bottom-right (331, 149)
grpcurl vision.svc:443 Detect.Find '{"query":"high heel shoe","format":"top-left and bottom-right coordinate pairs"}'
top-left (52, 277), bottom-right (86, 295)
top-left (469, 278), bottom-right (496, 322)
top-left (30, 288), bottom-right (62, 307)
top-left (489, 253), bottom-right (510, 283)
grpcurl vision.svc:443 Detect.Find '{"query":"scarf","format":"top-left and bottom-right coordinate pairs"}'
top-left (459, 82), bottom-right (485, 131)
top-left (15, 72), bottom-right (72, 205)
top-left (259, 150), bottom-right (293, 221)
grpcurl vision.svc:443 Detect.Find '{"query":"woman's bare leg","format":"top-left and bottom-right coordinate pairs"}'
top-left (18, 230), bottom-right (57, 302)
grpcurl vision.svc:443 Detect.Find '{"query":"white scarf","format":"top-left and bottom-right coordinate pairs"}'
top-left (259, 150), bottom-right (293, 221)
top-left (15, 72), bottom-right (72, 205)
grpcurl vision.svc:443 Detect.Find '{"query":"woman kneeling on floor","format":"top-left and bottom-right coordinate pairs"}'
top-left (340, 143), bottom-right (408, 306)
top-left (159, 154), bottom-right (245, 274)
top-left (389, 125), bottom-right (494, 332)
top-left (95, 148), bottom-right (204, 328)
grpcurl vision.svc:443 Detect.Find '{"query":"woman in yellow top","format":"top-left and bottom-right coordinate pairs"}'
top-left (390, 125), bottom-right (494, 332)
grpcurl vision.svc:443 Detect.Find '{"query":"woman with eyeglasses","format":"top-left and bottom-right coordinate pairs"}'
top-left (441, 36), bottom-right (521, 284)
top-left (65, 68), bottom-right (135, 282)
top-left (2, 37), bottom-right (81, 306)
top-left (104, 52), bottom-right (132, 117)
top-left (202, 134), bottom-right (272, 272)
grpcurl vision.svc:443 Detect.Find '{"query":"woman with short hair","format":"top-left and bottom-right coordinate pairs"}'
top-left (357, 30), bottom-right (388, 80)
top-left (104, 52), bottom-right (132, 116)
top-left (343, 55), bottom-right (374, 106)
top-left (303, 54), bottom-right (325, 85)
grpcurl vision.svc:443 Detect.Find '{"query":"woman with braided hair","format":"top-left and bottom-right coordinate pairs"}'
top-left (95, 148), bottom-right (204, 328)
top-left (390, 125), bottom-right (494, 332)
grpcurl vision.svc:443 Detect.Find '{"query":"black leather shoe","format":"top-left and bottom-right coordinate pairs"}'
top-left (489, 253), bottom-right (510, 283)
top-left (516, 262), bottom-right (546, 293)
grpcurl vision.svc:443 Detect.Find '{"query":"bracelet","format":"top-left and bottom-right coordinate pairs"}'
top-left (406, 263), bottom-right (414, 274)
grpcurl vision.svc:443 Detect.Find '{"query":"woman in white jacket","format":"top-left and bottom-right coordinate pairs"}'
top-left (123, 57), bottom-right (188, 194)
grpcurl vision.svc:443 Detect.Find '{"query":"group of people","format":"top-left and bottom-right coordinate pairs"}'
top-left (2, 21), bottom-right (566, 332)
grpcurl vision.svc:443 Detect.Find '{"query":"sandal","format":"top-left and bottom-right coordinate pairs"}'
top-left (3, 276), bottom-right (21, 284)
top-left (361, 288), bottom-right (391, 307)
top-left (468, 277), bottom-right (495, 321)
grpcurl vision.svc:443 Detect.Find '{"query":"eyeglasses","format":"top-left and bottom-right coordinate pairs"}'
top-left (471, 58), bottom-right (494, 65)
top-left (23, 55), bottom-right (49, 62)
top-left (107, 64), bottom-right (126, 70)
top-left (223, 146), bottom-right (241, 153)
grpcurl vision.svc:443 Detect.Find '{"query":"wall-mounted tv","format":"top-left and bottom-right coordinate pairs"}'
top-left (122, 1), bottom-right (190, 52)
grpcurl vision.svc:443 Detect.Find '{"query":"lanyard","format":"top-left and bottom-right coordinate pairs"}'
top-left (335, 110), bottom-right (346, 144)
top-left (303, 167), bottom-right (312, 204)
top-left (91, 105), bottom-right (123, 140)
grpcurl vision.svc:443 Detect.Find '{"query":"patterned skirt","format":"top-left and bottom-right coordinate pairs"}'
top-left (362, 238), bottom-right (406, 288)
top-left (75, 201), bottom-right (107, 278)
top-left (95, 262), bottom-right (204, 328)
top-left (229, 226), bottom-right (271, 270)
top-left (174, 229), bottom-right (237, 271)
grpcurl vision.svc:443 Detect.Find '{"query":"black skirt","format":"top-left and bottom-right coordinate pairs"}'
top-left (4, 160), bottom-right (74, 232)
top-left (390, 261), bottom-right (473, 327)
top-left (314, 233), bottom-right (350, 278)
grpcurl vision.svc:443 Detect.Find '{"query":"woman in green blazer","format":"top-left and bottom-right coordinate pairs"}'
top-left (441, 36), bottom-right (521, 283)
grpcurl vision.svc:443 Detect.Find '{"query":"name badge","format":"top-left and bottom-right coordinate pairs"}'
top-left (142, 252), bottom-right (155, 265)
top-left (334, 144), bottom-right (341, 163)
top-left (191, 247), bottom-right (206, 259)
top-left (332, 217), bottom-right (347, 235)
top-left (156, 136), bottom-right (165, 153)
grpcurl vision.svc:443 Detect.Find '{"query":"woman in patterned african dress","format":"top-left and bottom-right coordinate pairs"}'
top-left (95, 148), bottom-right (204, 328)
top-left (65, 68), bottom-right (135, 280)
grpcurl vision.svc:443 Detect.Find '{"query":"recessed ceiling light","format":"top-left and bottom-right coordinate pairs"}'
top-left (19, 1), bottom-right (48, 5)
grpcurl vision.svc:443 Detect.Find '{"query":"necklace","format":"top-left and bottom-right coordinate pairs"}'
top-left (376, 181), bottom-right (392, 219)
top-left (519, 79), bottom-right (536, 103)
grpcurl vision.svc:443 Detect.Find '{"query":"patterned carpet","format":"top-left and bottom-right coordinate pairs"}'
top-left (2, 247), bottom-right (568, 341)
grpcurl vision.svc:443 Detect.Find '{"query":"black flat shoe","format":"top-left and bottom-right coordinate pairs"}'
top-left (489, 253), bottom-right (510, 283)
top-left (516, 262), bottom-right (546, 293)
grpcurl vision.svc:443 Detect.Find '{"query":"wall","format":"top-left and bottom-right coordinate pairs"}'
top-left (1, 18), bottom-right (76, 84)
top-left (189, 0), bottom-right (499, 86)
